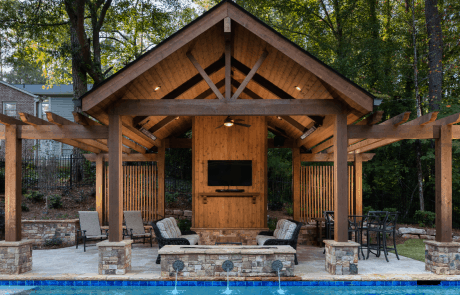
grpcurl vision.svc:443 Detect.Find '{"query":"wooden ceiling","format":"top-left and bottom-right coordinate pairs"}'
top-left (81, 1), bottom-right (374, 152)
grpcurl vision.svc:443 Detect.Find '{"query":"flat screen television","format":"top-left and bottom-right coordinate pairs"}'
top-left (208, 160), bottom-right (252, 186)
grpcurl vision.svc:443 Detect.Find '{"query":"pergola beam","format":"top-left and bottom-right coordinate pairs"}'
top-left (113, 99), bottom-right (342, 116)
top-left (231, 51), bottom-right (268, 100)
top-left (187, 52), bottom-right (225, 100)
top-left (300, 153), bottom-right (375, 162)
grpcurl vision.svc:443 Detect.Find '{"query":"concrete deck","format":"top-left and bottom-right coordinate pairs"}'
top-left (0, 244), bottom-right (458, 281)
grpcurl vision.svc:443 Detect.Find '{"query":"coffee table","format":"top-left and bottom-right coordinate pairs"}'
top-left (215, 235), bottom-right (242, 245)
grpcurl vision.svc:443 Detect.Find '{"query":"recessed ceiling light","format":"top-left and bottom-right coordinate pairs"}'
top-left (154, 86), bottom-right (161, 91)
top-left (277, 116), bottom-right (282, 120)
top-left (295, 86), bottom-right (302, 91)
top-left (175, 117), bottom-right (180, 120)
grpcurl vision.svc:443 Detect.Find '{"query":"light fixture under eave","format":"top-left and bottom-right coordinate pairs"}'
top-left (224, 117), bottom-right (234, 127)
top-left (295, 86), bottom-right (302, 91)
top-left (300, 126), bottom-right (317, 140)
top-left (277, 116), bottom-right (282, 120)
top-left (139, 127), bottom-right (157, 141)
top-left (154, 86), bottom-right (161, 91)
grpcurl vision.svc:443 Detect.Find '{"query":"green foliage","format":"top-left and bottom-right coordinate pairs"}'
top-left (285, 204), bottom-right (293, 216)
top-left (363, 206), bottom-right (374, 216)
top-left (390, 239), bottom-right (426, 262)
top-left (268, 217), bottom-right (278, 231)
top-left (165, 192), bottom-right (180, 204)
top-left (382, 208), bottom-right (398, 213)
top-left (48, 195), bottom-right (62, 209)
top-left (414, 210), bottom-right (436, 228)
top-left (44, 237), bottom-right (63, 247)
top-left (21, 203), bottom-right (29, 212)
top-left (177, 219), bottom-right (192, 233)
top-left (24, 191), bottom-right (44, 202)
top-left (268, 201), bottom-right (283, 211)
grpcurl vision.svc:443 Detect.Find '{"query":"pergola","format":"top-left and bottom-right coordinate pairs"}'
top-left (1, 0), bottom-right (459, 275)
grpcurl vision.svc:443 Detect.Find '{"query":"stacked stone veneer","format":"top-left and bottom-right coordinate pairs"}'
top-left (425, 240), bottom-right (460, 275)
top-left (97, 240), bottom-right (133, 275)
top-left (324, 240), bottom-right (359, 275)
top-left (165, 209), bottom-right (192, 221)
top-left (193, 229), bottom-right (264, 245)
top-left (159, 245), bottom-right (295, 278)
top-left (0, 240), bottom-right (33, 274)
top-left (21, 219), bottom-right (79, 248)
top-left (399, 227), bottom-right (460, 241)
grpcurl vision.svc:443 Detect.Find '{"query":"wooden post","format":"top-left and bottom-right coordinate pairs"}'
top-left (435, 125), bottom-right (453, 243)
top-left (333, 113), bottom-right (348, 242)
top-left (292, 147), bottom-right (301, 221)
top-left (5, 125), bottom-right (22, 241)
top-left (108, 113), bottom-right (123, 242)
top-left (354, 153), bottom-right (363, 216)
top-left (158, 143), bottom-right (165, 219)
top-left (95, 154), bottom-right (104, 225)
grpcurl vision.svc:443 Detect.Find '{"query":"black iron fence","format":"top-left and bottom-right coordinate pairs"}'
top-left (0, 156), bottom-right (96, 193)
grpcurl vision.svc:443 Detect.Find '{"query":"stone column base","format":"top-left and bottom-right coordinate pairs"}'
top-left (97, 240), bottom-right (133, 275)
top-left (0, 240), bottom-right (33, 274)
top-left (324, 240), bottom-right (359, 275)
top-left (425, 240), bottom-right (460, 275)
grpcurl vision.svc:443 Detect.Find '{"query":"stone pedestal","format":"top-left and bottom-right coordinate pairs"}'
top-left (0, 240), bottom-right (33, 274)
top-left (97, 240), bottom-right (133, 275)
top-left (424, 240), bottom-right (460, 275)
top-left (324, 240), bottom-right (359, 275)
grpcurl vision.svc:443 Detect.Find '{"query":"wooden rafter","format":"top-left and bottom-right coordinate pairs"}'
top-left (47, 112), bottom-right (131, 154)
top-left (84, 153), bottom-right (158, 162)
top-left (279, 116), bottom-right (306, 133)
top-left (231, 50), bottom-right (268, 100)
top-left (73, 112), bottom-right (145, 154)
top-left (300, 153), bottom-right (375, 162)
top-left (17, 113), bottom-right (103, 153)
top-left (148, 116), bottom-right (178, 134)
top-left (225, 17), bottom-right (232, 100)
top-left (187, 52), bottom-right (225, 100)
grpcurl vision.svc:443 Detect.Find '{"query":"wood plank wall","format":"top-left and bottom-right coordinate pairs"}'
top-left (192, 116), bottom-right (267, 229)
top-left (103, 163), bottom-right (158, 225)
top-left (299, 165), bottom-right (355, 223)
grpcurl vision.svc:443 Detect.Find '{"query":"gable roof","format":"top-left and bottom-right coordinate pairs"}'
top-left (0, 81), bottom-right (38, 99)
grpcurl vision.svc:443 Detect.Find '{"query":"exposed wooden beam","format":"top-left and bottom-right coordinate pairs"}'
top-left (280, 116), bottom-right (306, 133)
top-left (73, 112), bottom-right (147, 154)
top-left (300, 153), bottom-right (375, 162)
top-left (84, 153), bottom-right (158, 162)
top-left (349, 112), bottom-right (439, 153)
top-left (231, 79), bottom-right (263, 99)
top-left (108, 112), bottom-right (123, 242)
top-left (354, 153), bottom-right (363, 216)
top-left (225, 41), bottom-right (231, 100)
top-left (18, 125), bottom-right (109, 140)
top-left (231, 51), bottom-right (268, 100)
top-left (149, 116), bottom-right (178, 134)
top-left (113, 99), bottom-right (342, 116)
top-left (95, 154), bottom-right (104, 224)
top-left (187, 52), bottom-right (225, 100)
top-left (165, 138), bottom-right (192, 149)
top-left (267, 122), bottom-right (289, 138)
top-left (297, 115), bottom-right (336, 148)
top-left (347, 125), bottom-right (442, 140)
top-left (292, 147), bottom-right (301, 221)
top-left (19, 112), bottom-right (102, 153)
top-left (0, 113), bottom-right (27, 126)
top-left (431, 113), bottom-right (460, 126)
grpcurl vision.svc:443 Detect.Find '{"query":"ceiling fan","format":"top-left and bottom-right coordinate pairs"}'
top-left (215, 116), bottom-right (251, 129)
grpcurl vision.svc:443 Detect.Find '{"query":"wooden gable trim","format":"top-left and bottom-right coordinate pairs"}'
top-left (81, 3), bottom-right (229, 112)
top-left (227, 3), bottom-right (374, 113)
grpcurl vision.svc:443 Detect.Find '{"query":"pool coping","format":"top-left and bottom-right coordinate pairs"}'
top-left (0, 280), bottom-right (459, 287)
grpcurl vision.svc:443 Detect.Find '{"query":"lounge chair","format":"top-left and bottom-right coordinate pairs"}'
top-left (151, 217), bottom-right (199, 264)
top-left (76, 211), bottom-right (108, 252)
top-left (123, 211), bottom-right (154, 247)
top-left (256, 219), bottom-right (303, 265)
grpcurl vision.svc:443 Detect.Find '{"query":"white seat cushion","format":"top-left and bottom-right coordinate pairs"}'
top-left (180, 234), bottom-right (199, 245)
top-left (257, 235), bottom-right (274, 245)
top-left (168, 217), bottom-right (182, 237)
top-left (156, 220), bottom-right (173, 238)
top-left (283, 221), bottom-right (297, 239)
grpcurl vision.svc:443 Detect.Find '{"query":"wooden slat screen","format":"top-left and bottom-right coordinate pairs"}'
top-left (300, 165), bottom-right (354, 223)
top-left (103, 163), bottom-right (158, 225)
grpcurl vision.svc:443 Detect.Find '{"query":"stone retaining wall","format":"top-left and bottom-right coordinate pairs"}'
top-left (165, 209), bottom-right (192, 221)
top-left (398, 227), bottom-right (460, 242)
top-left (21, 219), bottom-right (79, 248)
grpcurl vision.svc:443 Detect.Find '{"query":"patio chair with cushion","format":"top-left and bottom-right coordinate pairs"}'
top-left (151, 217), bottom-right (199, 264)
top-left (255, 219), bottom-right (303, 265)
top-left (76, 211), bottom-right (108, 252)
top-left (123, 211), bottom-right (154, 247)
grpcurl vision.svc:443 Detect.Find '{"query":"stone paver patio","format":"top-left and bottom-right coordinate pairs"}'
top-left (1, 243), bottom-right (459, 281)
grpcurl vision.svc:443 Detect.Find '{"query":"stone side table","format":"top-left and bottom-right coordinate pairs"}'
top-left (97, 240), bottom-right (133, 275)
top-left (425, 240), bottom-right (460, 275)
top-left (324, 240), bottom-right (359, 275)
top-left (0, 240), bottom-right (33, 274)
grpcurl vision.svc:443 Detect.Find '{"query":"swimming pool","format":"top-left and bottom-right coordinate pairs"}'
top-left (0, 281), bottom-right (459, 294)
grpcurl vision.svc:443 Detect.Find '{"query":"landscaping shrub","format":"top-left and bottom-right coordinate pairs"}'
top-left (165, 192), bottom-right (179, 204)
top-left (382, 207), bottom-right (398, 213)
top-left (414, 210), bottom-right (436, 227)
top-left (24, 190), bottom-right (44, 202)
top-left (285, 204), bottom-right (293, 216)
top-left (44, 236), bottom-right (63, 247)
top-left (268, 217), bottom-right (278, 231)
top-left (177, 218), bottom-right (191, 232)
top-left (48, 195), bottom-right (63, 209)
top-left (268, 201), bottom-right (283, 211)
top-left (21, 203), bottom-right (30, 212)
top-left (363, 206), bottom-right (374, 215)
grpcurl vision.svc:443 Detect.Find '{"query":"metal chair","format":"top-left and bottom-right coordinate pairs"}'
top-left (76, 211), bottom-right (108, 252)
top-left (322, 211), bottom-right (334, 254)
top-left (366, 211), bottom-right (399, 262)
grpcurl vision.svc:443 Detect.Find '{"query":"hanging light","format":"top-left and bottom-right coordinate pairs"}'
top-left (224, 117), bottom-right (234, 127)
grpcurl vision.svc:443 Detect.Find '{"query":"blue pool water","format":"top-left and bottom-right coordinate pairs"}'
top-left (0, 281), bottom-right (459, 295)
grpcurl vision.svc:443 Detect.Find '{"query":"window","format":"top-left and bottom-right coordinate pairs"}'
top-left (3, 102), bottom-right (17, 117)
top-left (41, 99), bottom-right (50, 120)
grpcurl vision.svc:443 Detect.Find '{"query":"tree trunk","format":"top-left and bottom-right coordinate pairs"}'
top-left (425, 0), bottom-right (443, 111)
top-left (70, 25), bottom-right (87, 102)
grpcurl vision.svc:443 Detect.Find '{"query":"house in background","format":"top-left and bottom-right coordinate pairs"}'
top-left (0, 81), bottom-right (91, 157)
